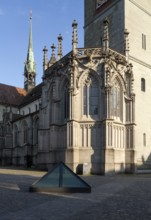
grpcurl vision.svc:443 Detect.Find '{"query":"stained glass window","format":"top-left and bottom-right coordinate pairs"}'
top-left (112, 79), bottom-right (122, 119)
top-left (83, 80), bottom-right (99, 116)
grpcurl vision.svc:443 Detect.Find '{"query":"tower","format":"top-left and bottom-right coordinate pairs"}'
top-left (24, 12), bottom-right (36, 92)
top-left (84, 0), bottom-right (151, 170)
top-left (84, 0), bottom-right (125, 52)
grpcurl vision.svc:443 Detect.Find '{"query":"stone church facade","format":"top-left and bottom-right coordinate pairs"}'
top-left (0, 0), bottom-right (151, 174)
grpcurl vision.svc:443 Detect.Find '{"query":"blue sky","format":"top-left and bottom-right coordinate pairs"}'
top-left (0, 0), bottom-right (84, 88)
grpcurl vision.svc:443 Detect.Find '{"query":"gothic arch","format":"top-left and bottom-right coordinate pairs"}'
top-left (111, 72), bottom-right (126, 93)
top-left (78, 68), bottom-right (101, 88)
top-left (47, 81), bottom-right (54, 101)
top-left (21, 120), bottom-right (29, 144)
top-left (6, 121), bottom-right (12, 134)
top-left (59, 76), bottom-right (70, 121)
top-left (47, 74), bottom-right (69, 102)
top-left (78, 70), bottom-right (100, 118)
top-left (14, 124), bottom-right (18, 147)
top-left (33, 116), bottom-right (39, 145)
top-left (111, 76), bottom-right (124, 121)
top-left (59, 74), bottom-right (70, 92)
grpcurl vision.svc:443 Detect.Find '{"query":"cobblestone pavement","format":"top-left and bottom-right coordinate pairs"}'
top-left (0, 168), bottom-right (151, 220)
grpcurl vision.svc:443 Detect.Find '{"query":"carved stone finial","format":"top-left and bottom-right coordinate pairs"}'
top-left (58, 34), bottom-right (63, 60)
top-left (51, 43), bottom-right (56, 55)
top-left (124, 29), bottom-right (130, 61)
top-left (43, 46), bottom-right (48, 73)
top-left (103, 17), bottom-right (109, 52)
top-left (72, 19), bottom-right (78, 55)
top-left (49, 43), bottom-right (56, 67)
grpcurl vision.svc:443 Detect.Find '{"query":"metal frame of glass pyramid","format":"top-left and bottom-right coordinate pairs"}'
top-left (29, 162), bottom-right (91, 193)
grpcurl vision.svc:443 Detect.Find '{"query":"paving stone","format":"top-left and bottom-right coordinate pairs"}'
top-left (0, 169), bottom-right (151, 220)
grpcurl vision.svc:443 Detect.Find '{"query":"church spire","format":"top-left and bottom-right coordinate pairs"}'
top-left (24, 11), bottom-right (36, 92)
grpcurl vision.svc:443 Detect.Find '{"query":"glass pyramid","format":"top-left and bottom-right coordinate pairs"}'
top-left (29, 162), bottom-right (91, 193)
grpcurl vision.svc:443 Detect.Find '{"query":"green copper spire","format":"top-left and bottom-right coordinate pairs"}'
top-left (25, 11), bottom-right (36, 73)
top-left (24, 11), bottom-right (36, 92)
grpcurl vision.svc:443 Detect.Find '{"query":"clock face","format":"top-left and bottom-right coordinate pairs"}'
top-left (96, 0), bottom-right (108, 9)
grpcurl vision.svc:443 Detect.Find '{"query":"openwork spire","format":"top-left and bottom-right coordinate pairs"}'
top-left (58, 34), bottom-right (63, 60)
top-left (72, 20), bottom-right (78, 55)
top-left (103, 17), bottom-right (109, 52)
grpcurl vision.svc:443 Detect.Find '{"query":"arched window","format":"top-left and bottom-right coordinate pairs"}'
top-left (14, 125), bottom-right (18, 146)
top-left (23, 121), bottom-right (28, 144)
top-left (89, 83), bottom-right (99, 115)
top-left (141, 78), bottom-right (145, 92)
top-left (33, 118), bottom-right (39, 145)
top-left (6, 123), bottom-right (11, 134)
top-left (83, 77), bottom-right (99, 116)
top-left (112, 79), bottom-right (122, 120)
top-left (64, 86), bottom-right (69, 119)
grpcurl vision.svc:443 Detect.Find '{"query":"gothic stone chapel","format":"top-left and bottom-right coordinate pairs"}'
top-left (0, 0), bottom-right (151, 174)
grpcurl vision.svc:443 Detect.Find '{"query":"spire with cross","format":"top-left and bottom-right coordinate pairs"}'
top-left (24, 11), bottom-right (36, 92)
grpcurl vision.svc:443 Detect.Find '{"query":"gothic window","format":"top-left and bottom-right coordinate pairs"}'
top-left (112, 79), bottom-right (122, 120)
top-left (83, 77), bottom-right (99, 116)
top-left (29, 74), bottom-right (33, 81)
top-left (6, 123), bottom-right (11, 134)
top-left (14, 125), bottom-right (18, 146)
top-left (89, 83), bottom-right (99, 115)
top-left (33, 118), bottom-right (39, 145)
top-left (142, 34), bottom-right (146, 50)
top-left (141, 78), bottom-right (145, 92)
top-left (23, 121), bottom-right (28, 144)
top-left (64, 86), bottom-right (69, 119)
